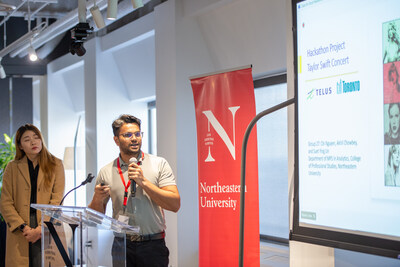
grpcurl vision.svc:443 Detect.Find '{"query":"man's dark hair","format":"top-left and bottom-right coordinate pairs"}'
top-left (112, 114), bottom-right (141, 136)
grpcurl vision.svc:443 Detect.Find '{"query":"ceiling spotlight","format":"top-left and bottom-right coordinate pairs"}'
top-left (0, 65), bottom-right (5, 79)
top-left (90, 5), bottom-right (106, 29)
top-left (0, 57), bottom-right (5, 79)
top-left (107, 0), bottom-right (118, 20)
top-left (131, 0), bottom-right (144, 9)
top-left (28, 45), bottom-right (38, 61)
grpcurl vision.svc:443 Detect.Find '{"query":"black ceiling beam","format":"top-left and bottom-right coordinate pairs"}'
top-left (3, 63), bottom-right (46, 76)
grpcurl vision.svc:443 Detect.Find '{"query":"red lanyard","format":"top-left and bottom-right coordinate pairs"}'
top-left (117, 158), bottom-right (130, 207)
top-left (117, 153), bottom-right (144, 207)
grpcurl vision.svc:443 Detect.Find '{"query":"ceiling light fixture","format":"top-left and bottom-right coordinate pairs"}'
top-left (131, 0), bottom-right (144, 9)
top-left (26, 0), bottom-right (38, 62)
top-left (0, 57), bottom-right (6, 79)
top-left (90, 2), bottom-right (105, 29)
top-left (4, 0), bottom-right (108, 60)
top-left (107, 0), bottom-right (117, 20)
top-left (0, 65), bottom-right (5, 79)
top-left (7, 22), bottom-right (46, 58)
top-left (28, 44), bottom-right (38, 61)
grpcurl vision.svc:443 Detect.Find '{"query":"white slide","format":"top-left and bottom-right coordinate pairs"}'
top-left (296, 0), bottom-right (400, 240)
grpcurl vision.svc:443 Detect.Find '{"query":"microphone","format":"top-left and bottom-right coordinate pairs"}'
top-left (129, 157), bottom-right (140, 197)
top-left (59, 173), bottom-right (95, 205)
top-left (82, 173), bottom-right (95, 185)
top-left (50, 173), bottom-right (95, 225)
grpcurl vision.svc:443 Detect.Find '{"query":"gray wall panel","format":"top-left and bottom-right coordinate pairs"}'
top-left (0, 78), bottom-right (10, 137)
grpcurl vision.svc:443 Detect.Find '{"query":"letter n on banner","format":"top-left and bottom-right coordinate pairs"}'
top-left (190, 66), bottom-right (260, 266)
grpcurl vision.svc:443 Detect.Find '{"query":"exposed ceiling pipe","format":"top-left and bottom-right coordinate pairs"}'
top-left (30, 2), bottom-right (50, 18)
top-left (0, 0), bottom-right (28, 27)
top-left (9, 0), bottom-right (108, 58)
top-left (0, 0), bottom-right (58, 26)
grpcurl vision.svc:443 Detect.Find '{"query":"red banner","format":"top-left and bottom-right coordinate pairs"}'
top-left (191, 67), bottom-right (260, 266)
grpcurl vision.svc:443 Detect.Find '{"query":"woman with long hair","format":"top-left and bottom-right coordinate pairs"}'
top-left (385, 144), bottom-right (400, 187)
top-left (0, 124), bottom-right (65, 266)
top-left (383, 22), bottom-right (400, 64)
top-left (388, 63), bottom-right (400, 94)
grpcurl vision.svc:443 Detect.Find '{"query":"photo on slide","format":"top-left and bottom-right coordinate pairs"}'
top-left (383, 103), bottom-right (400, 144)
top-left (383, 62), bottom-right (400, 104)
top-left (384, 144), bottom-right (400, 187)
top-left (371, 145), bottom-right (400, 201)
top-left (383, 19), bottom-right (400, 64)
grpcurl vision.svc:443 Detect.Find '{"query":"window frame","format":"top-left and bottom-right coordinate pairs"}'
top-left (254, 73), bottom-right (289, 245)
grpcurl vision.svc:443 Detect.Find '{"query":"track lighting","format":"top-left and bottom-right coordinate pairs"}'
top-left (0, 65), bottom-right (5, 79)
top-left (0, 57), bottom-right (5, 79)
top-left (107, 0), bottom-right (118, 20)
top-left (0, 64), bottom-right (5, 79)
top-left (90, 5), bottom-right (106, 29)
top-left (78, 0), bottom-right (87, 23)
top-left (28, 45), bottom-right (38, 61)
top-left (131, 0), bottom-right (144, 9)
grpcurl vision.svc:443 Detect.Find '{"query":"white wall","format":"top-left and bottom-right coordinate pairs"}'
top-left (47, 59), bottom-right (84, 159)
top-left (154, 2), bottom-right (179, 265)
top-left (46, 57), bottom-right (87, 206)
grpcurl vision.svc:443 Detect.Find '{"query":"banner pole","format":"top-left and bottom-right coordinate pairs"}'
top-left (189, 65), bottom-right (252, 80)
top-left (239, 97), bottom-right (295, 267)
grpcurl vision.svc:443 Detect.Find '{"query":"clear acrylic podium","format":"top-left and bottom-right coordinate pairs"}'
top-left (31, 204), bottom-right (139, 267)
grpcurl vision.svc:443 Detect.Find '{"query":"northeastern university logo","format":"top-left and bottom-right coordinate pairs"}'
top-left (202, 106), bottom-right (240, 162)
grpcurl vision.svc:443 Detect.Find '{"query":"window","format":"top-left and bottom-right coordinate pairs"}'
top-left (254, 74), bottom-right (289, 243)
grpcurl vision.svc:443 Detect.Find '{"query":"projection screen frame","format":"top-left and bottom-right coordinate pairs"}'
top-left (290, 0), bottom-right (400, 259)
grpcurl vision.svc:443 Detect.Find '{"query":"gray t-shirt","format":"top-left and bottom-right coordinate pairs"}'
top-left (95, 153), bottom-right (176, 235)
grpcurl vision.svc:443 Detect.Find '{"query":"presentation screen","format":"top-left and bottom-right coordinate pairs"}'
top-left (292, 0), bottom-right (400, 258)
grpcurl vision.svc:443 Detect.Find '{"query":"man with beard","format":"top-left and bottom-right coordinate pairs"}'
top-left (89, 114), bottom-right (180, 267)
top-left (385, 103), bottom-right (400, 144)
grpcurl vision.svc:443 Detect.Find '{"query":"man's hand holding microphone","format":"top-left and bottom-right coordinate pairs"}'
top-left (128, 157), bottom-right (143, 197)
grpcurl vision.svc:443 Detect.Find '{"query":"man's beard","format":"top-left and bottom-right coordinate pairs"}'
top-left (121, 143), bottom-right (141, 157)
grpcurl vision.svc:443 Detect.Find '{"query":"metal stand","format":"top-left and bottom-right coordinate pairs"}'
top-left (238, 98), bottom-right (295, 266)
